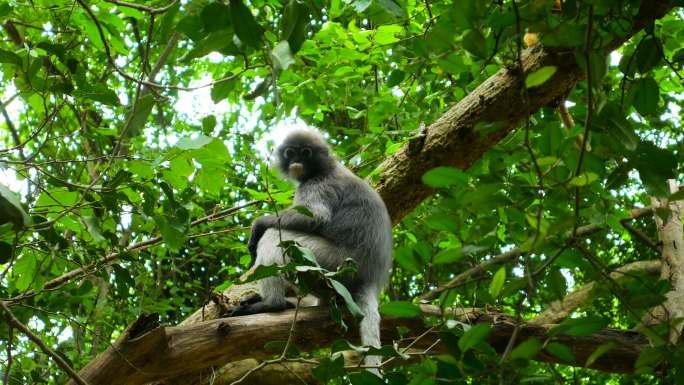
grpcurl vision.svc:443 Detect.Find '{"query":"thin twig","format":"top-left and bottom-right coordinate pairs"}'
top-left (0, 301), bottom-right (90, 385)
top-left (104, 0), bottom-right (179, 15)
top-left (573, 6), bottom-right (595, 235)
top-left (3, 324), bottom-right (12, 385)
top-left (5, 201), bottom-right (260, 304)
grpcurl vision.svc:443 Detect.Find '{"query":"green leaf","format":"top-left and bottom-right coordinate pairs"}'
top-left (458, 324), bottom-right (491, 352)
top-left (202, 115), bottom-right (217, 133)
top-left (379, 301), bottom-right (422, 318)
top-left (673, 48), bottom-right (684, 65)
top-left (271, 40), bottom-right (296, 71)
top-left (525, 66), bottom-right (557, 88)
top-left (635, 346), bottom-right (665, 372)
top-left (630, 141), bottom-right (677, 197)
top-left (375, 25), bottom-right (401, 45)
top-left (330, 279), bottom-right (364, 318)
top-left (348, 370), bottom-right (384, 385)
top-left (462, 29), bottom-right (487, 59)
top-left (13, 254), bottom-right (37, 291)
top-left (425, 213), bottom-right (457, 232)
top-left (509, 338), bottom-right (542, 361)
top-left (568, 172), bottom-right (598, 187)
top-left (154, 215), bottom-right (186, 252)
top-left (312, 356), bottom-right (346, 381)
top-left (600, 102), bottom-right (638, 151)
top-left (211, 72), bottom-right (239, 103)
top-left (433, 248), bottom-right (463, 265)
top-left (74, 85), bottom-right (120, 106)
top-left (349, 0), bottom-right (404, 24)
top-left (488, 267), bottom-right (506, 298)
top-left (0, 183), bottom-right (29, 228)
top-left (630, 77), bottom-right (660, 115)
top-left (176, 135), bottom-right (213, 150)
top-left (0, 242), bottom-right (11, 264)
top-left (545, 342), bottom-right (575, 362)
top-left (280, 0), bottom-right (309, 53)
top-left (394, 246), bottom-right (421, 273)
top-left (230, 0), bottom-right (263, 48)
top-left (127, 94), bottom-right (155, 136)
top-left (35, 188), bottom-right (80, 216)
top-left (81, 216), bottom-right (106, 243)
top-left (186, 30), bottom-right (235, 59)
top-left (584, 342), bottom-right (615, 368)
top-left (0, 48), bottom-right (22, 66)
top-left (0, 2), bottom-right (11, 17)
top-left (549, 316), bottom-right (609, 337)
top-left (422, 167), bottom-right (467, 188)
top-left (386, 69), bottom-right (404, 87)
top-left (581, 51), bottom-right (608, 85)
top-left (636, 36), bottom-right (662, 73)
top-left (201, 2), bottom-right (231, 32)
top-left (177, 15), bottom-right (205, 41)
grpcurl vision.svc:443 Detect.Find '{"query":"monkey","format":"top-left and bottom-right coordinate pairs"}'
top-left (232, 129), bottom-right (393, 373)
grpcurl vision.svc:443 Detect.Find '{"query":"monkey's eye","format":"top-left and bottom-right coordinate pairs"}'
top-left (283, 147), bottom-right (296, 159)
top-left (301, 147), bottom-right (313, 158)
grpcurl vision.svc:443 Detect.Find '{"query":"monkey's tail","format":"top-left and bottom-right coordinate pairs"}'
top-left (357, 286), bottom-right (382, 376)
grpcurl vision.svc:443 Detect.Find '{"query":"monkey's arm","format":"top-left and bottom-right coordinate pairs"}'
top-left (247, 207), bottom-right (329, 258)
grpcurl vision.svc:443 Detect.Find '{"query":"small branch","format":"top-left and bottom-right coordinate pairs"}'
top-left (104, 0), bottom-right (179, 15)
top-left (0, 99), bottom-right (25, 160)
top-left (3, 324), bottom-right (12, 385)
top-left (620, 220), bottom-right (660, 252)
top-left (420, 207), bottom-right (654, 301)
top-left (0, 301), bottom-right (89, 385)
top-left (573, 5), bottom-right (594, 234)
top-left (6, 201), bottom-right (260, 304)
top-left (75, 0), bottom-right (250, 92)
top-left (0, 100), bottom-right (65, 155)
top-left (530, 260), bottom-right (661, 325)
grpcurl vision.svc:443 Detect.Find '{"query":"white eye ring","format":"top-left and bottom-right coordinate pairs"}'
top-left (301, 147), bottom-right (312, 158)
top-left (283, 147), bottom-right (296, 159)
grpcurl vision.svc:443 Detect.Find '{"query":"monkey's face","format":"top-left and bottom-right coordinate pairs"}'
top-left (275, 130), bottom-right (336, 182)
top-left (280, 145), bottom-right (316, 181)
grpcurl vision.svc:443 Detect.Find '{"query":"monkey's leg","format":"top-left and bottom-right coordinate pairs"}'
top-left (232, 229), bottom-right (340, 316)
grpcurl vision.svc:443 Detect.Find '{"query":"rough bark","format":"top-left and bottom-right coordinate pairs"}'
top-left (375, 0), bottom-right (674, 224)
top-left (531, 260), bottom-right (662, 325)
top-left (70, 306), bottom-right (649, 385)
top-left (643, 181), bottom-right (684, 343)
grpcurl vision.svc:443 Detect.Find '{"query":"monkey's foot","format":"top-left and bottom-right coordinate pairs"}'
top-left (230, 300), bottom-right (295, 317)
top-left (238, 293), bottom-right (262, 306)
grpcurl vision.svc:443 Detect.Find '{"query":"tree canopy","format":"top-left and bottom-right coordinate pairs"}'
top-left (0, 0), bottom-right (683, 384)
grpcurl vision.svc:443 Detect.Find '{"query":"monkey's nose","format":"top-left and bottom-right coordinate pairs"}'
top-left (288, 163), bottom-right (304, 179)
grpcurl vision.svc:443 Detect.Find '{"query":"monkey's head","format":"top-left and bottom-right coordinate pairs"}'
top-left (275, 129), bottom-right (337, 182)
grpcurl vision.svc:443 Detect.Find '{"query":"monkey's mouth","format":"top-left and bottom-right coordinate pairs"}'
top-left (288, 163), bottom-right (305, 179)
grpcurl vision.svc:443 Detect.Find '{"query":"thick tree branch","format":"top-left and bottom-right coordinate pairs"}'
top-left (375, 1), bottom-right (675, 224)
top-left (71, 306), bottom-right (649, 385)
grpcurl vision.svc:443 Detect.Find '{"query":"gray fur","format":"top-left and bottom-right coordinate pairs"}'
top-left (240, 129), bottom-right (393, 375)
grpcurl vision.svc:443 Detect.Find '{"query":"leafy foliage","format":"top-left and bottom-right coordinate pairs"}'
top-left (0, 0), bottom-right (682, 384)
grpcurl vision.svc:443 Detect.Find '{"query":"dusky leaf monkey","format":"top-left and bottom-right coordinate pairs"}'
top-left (233, 129), bottom-right (393, 373)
